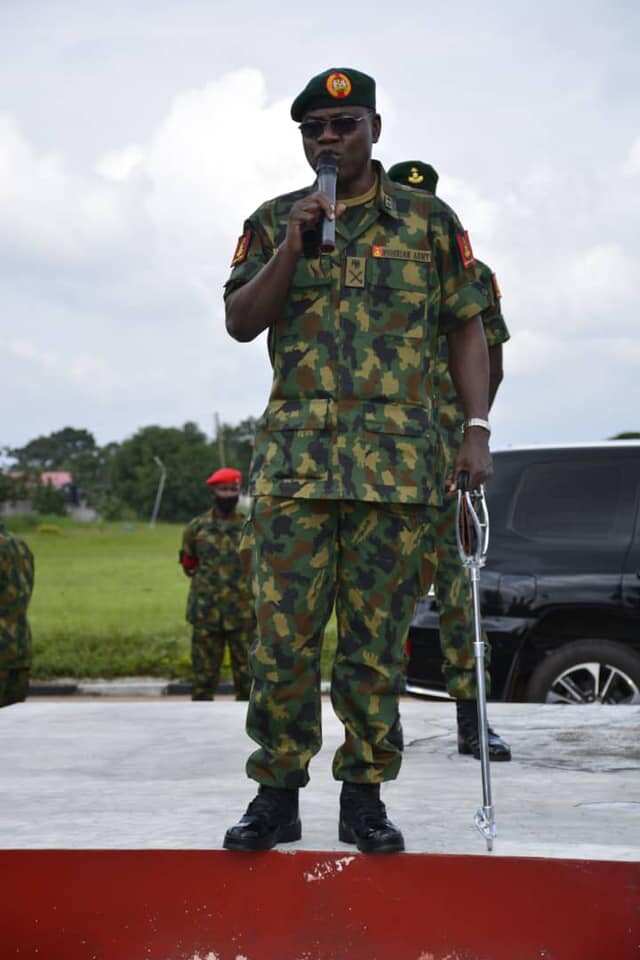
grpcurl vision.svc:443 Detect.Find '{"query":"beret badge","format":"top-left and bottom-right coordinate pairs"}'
top-left (326, 71), bottom-right (352, 99)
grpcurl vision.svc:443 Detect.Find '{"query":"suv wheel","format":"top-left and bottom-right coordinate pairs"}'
top-left (526, 640), bottom-right (640, 705)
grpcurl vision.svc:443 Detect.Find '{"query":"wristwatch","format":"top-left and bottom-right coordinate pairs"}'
top-left (464, 418), bottom-right (491, 434)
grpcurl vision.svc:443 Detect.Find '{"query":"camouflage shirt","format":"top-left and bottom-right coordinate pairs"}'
top-left (181, 509), bottom-right (254, 630)
top-left (0, 522), bottom-right (34, 669)
top-left (435, 259), bottom-right (510, 469)
top-left (225, 161), bottom-right (489, 506)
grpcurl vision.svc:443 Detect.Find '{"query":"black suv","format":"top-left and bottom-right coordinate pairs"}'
top-left (407, 442), bottom-right (640, 704)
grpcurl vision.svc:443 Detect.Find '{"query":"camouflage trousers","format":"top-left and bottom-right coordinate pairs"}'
top-left (421, 494), bottom-right (491, 699)
top-left (244, 496), bottom-right (425, 789)
top-left (0, 666), bottom-right (30, 708)
top-left (191, 626), bottom-right (252, 701)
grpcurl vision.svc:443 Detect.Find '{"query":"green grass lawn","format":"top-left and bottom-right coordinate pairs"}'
top-left (9, 517), bottom-right (337, 680)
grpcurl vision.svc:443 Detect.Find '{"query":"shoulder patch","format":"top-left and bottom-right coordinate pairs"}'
top-left (491, 272), bottom-right (502, 300)
top-left (456, 231), bottom-right (475, 269)
top-left (231, 229), bottom-right (252, 267)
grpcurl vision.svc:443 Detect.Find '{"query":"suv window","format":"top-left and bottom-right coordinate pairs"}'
top-left (510, 461), bottom-right (631, 542)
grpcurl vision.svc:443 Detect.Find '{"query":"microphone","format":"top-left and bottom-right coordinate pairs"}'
top-left (316, 151), bottom-right (338, 253)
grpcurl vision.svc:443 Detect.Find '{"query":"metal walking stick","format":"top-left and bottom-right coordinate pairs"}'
top-left (455, 471), bottom-right (496, 851)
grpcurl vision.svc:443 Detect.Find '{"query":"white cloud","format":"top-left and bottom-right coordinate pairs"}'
top-left (0, 114), bottom-right (137, 265)
top-left (502, 329), bottom-right (556, 377)
top-left (564, 243), bottom-right (636, 320)
top-left (9, 338), bottom-right (58, 371)
top-left (437, 175), bottom-right (500, 242)
top-left (624, 136), bottom-right (640, 176)
top-left (127, 68), bottom-right (310, 293)
top-left (0, 71), bottom-right (308, 440)
top-left (95, 145), bottom-right (145, 182)
top-left (6, 336), bottom-right (122, 398)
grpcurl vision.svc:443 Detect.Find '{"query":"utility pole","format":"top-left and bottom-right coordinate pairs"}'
top-left (149, 456), bottom-right (167, 528)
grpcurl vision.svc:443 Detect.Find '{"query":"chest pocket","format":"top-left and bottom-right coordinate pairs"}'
top-left (273, 259), bottom-right (335, 391)
top-left (364, 258), bottom-right (428, 339)
top-left (285, 258), bottom-right (332, 328)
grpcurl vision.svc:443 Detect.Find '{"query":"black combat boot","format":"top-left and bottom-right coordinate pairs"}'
top-left (339, 782), bottom-right (405, 854)
top-left (456, 699), bottom-right (512, 761)
top-left (223, 785), bottom-right (301, 851)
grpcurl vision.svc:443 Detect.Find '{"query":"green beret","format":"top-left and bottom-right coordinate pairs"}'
top-left (291, 68), bottom-right (376, 122)
top-left (387, 161), bottom-right (439, 194)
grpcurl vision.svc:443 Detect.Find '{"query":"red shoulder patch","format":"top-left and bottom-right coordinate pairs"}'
top-left (456, 230), bottom-right (475, 269)
top-left (491, 272), bottom-right (502, 300)
top-left (231, 229), bottom-right (252, 267)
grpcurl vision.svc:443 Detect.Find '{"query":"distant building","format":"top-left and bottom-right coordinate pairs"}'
top-left (40, 471), bottom-right (73, 489)
top-left (0, 470), bottom-right (97, 521)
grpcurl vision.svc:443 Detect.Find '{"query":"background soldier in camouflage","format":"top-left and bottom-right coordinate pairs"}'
top-left (222, 67), bottom-right (493, 854)
top-left (388, 160), bottom-right (511, 760)
top-left (180, 467), bottom-right (254, 701)
top-left (0, 521), bottom-right (35, 708)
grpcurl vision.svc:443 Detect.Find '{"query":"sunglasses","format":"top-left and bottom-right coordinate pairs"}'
top-left (299, 115), bottom-right (368, 140)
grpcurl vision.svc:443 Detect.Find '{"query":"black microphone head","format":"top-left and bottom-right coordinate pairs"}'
top-left (316, 151), bottom-right (338, 172)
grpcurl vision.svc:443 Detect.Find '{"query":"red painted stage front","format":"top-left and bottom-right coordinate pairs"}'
top-left (1, 850), bottom-right (638, 959)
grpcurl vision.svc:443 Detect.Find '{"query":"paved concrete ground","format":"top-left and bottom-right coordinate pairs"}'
top-left (1, 699), bottom-right (639, 860)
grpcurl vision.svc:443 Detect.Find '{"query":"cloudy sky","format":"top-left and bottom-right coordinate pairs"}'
top-left (1, 0), bottom-right (639, 452)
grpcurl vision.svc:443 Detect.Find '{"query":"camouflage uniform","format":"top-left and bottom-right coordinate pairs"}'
top-left (0, 522), bottom-right (34, 708)
top-left (225, 162), bottom-right (489, 786)
top-left (182, 510), bottom-right (255, 700)
top-left (430, 260), bottom-right (510, 698)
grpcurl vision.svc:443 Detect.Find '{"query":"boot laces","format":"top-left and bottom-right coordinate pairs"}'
top-left (346, 793), bottom-right (388, 831)
top-left (246, 789), bottom-right (293, 825)
top-left (464, 723), bottom-right (499, 747)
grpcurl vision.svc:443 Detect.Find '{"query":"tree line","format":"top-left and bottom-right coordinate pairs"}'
top-left (3, 426), bottom-right (638, 525)
top-left (1, 420), bottom-right (257, 523)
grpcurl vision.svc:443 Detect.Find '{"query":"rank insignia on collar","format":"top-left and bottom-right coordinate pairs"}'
top-left (456, 230), bottom-right (475, 269)
top-left (326, 72), bottom-right (352, 99)
top-left (231, 229), bottom-right (252, 267)
top-left (408, 167), bottom-right (424, 185)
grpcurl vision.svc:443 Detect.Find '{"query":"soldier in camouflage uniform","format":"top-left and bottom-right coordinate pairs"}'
top-left (0, 521), bottom-right (35, 708)
top-left (180, 467), bottom-right (254, 701)
top-left (388, 161), bottom-right (511, 761)
top-left (222, 68), bottom-right (493, 853)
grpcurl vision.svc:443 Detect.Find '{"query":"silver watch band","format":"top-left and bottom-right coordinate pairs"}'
top-left (465, 418), bottom-right (491, 434)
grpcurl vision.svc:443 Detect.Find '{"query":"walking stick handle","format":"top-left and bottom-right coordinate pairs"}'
top-left (456, 470), bottom-right (471, 493)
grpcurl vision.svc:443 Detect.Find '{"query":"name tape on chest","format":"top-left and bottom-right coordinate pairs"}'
top-left (371, 245), bottom-right (431, 263)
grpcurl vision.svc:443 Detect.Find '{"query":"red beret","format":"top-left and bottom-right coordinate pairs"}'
top-left (206, 467), bottom-right (242, 486)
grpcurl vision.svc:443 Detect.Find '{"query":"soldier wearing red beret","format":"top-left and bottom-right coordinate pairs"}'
top-left (179, 468), bottom-right (255, 700)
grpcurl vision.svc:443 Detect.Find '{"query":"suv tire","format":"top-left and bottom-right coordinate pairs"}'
top-left (526, 639), bottom-right (640, 705)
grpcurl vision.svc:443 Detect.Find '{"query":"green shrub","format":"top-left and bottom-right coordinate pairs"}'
top-left (98, 495), bottom-right (138, 522)
top-left (32, 484), bottom-right (67, 516)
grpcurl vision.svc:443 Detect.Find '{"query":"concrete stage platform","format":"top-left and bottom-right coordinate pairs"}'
top-left (1, 700), bottom-right (639, 959)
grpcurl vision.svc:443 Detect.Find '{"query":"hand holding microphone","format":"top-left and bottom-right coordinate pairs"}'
top-left (316, 151), bottom-right (338, 253)
top-left (284, 152), bottom-right (342, 257)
